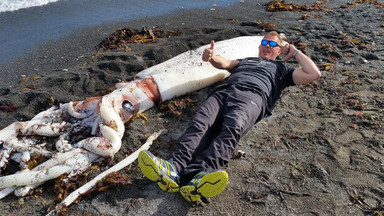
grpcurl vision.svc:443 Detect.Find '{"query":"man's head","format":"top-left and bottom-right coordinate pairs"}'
top-left (259, 31), bottom-right (283, 60)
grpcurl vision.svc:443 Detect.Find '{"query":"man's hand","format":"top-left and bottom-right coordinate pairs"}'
top-left (285, 43), bottom-right (322, 85)
top-left (202, 41), bottom-right (215, 62)
top-left (201, 40), bottom-right (239, 71)
top-left (283, 44), bottom-right (298, 62)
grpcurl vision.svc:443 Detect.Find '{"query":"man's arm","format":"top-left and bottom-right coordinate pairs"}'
top-left (202, 41), bottom-right (239, 72)
top-left (284, 44), bottom-right (322, 85)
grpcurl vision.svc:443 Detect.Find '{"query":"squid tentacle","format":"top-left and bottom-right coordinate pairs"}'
top-left (0, 148), bottom-right (99, 190)
top-left (0, 148), bottom-right (12, 169)
top-left (0, 165), bottom-right (72, 189)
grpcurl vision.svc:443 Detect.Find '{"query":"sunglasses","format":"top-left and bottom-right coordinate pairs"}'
top-left (261, 40), bottom-right (281, 48)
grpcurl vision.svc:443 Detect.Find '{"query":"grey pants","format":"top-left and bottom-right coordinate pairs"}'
top-left (171, 84), bottom-right (265, 183)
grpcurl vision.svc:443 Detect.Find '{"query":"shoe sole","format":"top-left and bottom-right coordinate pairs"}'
top-left (138, 151), bottom-right (179, 193)
top-left (180, 171), bottom-right (228, 202)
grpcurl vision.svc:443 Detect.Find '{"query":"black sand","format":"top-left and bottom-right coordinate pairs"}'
top-left (0, 0), bottom-right (383, 215)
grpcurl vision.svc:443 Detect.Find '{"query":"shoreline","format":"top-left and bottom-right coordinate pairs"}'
top-left (0, 0), bottom-right (241, 86)
top-left (2, 0), bottom-right (299, 89)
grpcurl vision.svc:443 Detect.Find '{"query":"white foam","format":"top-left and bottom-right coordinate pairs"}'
top-left (0, 0), bottom-right (61, 13)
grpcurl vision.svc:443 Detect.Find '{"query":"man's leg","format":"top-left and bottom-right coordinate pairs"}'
top-left (171, 91), bottom-right (225, 173)
top-left (179, 89), bottom-right (264, 201)
top-left (183, 89), bottom-right (264, 174)
top-left (138, 91), bottom-right (226, 194)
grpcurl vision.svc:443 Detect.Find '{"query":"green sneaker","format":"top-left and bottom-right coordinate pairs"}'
top-left (138, 150), bottom-right (180, 193)
top-left (180, 170), bottom-right (228, 202)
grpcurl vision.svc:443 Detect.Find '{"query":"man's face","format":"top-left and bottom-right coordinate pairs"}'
top-left (258, 35), bottom-right (282, 60)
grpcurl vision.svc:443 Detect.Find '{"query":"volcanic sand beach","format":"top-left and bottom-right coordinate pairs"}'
top-left (0, 0), bottom-right (383, 215)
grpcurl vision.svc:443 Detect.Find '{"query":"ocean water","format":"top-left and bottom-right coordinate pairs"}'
top-left (0, 0), bottom-right (241, 64)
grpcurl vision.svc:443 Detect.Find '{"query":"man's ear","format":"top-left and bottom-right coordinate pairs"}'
top-left (277, 48), bottom-right (282, 55)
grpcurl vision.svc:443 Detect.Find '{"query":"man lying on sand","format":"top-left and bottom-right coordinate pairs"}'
top-left (138, 31), bottom-right (321, 202)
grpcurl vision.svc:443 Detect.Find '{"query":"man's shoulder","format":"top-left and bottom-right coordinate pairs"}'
top-left (270, 59), bottom-right (294, 69)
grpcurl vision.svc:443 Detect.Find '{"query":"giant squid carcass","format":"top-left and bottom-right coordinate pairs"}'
top-left (0, 36), bottom-right (263, 198)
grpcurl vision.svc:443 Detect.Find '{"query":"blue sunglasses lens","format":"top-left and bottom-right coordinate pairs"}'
top-left (261, 40), bottom-right (278, 47)
top-left (261, 40), bottom-right (268, 46)
top-left (269, 41), bottom-right (278, 47)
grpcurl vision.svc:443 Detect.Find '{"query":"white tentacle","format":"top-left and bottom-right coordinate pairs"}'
top-left (0, 149), bottom-right (99, 197)
top-left (0, 122), bottom-right (20, 142)
top-left (20, 121), bottom-right (71, 136)
top-left (0, 165), bottom-right (72, 189)
top-left (0, 148), bottom-right (12, 168)
top-left (99, 105), bottom-right (125, 138)
top-left (0, 187), bottom-right (16, 199)
top-left (77, 125), bottom-right (121, 157)
top-left (62, 102), bottom-right (89, 119)
top-left (5, 136), bottom-right (51, 156)
top-left (55, 135), bottom-right (73, 152)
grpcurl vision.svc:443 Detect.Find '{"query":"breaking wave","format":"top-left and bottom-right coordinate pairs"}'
top-left (0, 0), bottom-right (61, 13)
